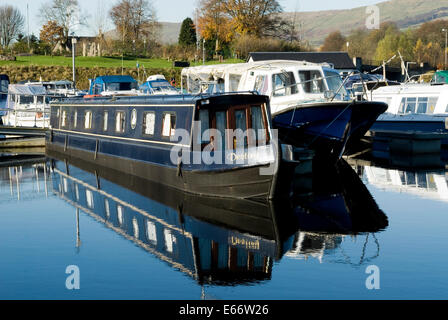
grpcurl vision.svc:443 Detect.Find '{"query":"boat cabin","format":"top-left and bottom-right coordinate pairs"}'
top-left (47, 93), bottom-right (277, 199)
top-left (139, 75), bottom-right (179, 95)
top-left (371, 83), bottom-right (448, 115)
top-left (181, 60), bottom-right (350, 115)
top-left (87, 75), bottom-right (140, 97)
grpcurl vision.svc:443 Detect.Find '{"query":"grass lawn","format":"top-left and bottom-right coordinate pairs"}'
top-left (0, 55), bottom-right (244, 68)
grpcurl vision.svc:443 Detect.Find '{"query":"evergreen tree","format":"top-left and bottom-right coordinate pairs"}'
top-left (178, 17), bottom-right (197, 47)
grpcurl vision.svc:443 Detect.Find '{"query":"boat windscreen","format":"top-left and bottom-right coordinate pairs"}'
top-left (106, 82), bottom-right (139, 91)
top-left (324, 70), bottom-right (348, 100)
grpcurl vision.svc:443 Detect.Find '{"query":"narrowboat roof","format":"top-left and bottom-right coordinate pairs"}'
top-left (51, 92), bottom-right (269, 106)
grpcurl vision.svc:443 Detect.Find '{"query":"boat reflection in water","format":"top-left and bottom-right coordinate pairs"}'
top-left (47, 153), bottom-right (388, 286)
top-left (49, 155), bottom-right (286, 286)
top-left (281, 159), bottom-right (389, 264)
top-left (349, 157), bottom-right (448, 203)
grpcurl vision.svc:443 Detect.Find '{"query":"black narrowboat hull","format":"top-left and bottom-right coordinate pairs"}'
top-left (46, 137), bottom-right (277, 201)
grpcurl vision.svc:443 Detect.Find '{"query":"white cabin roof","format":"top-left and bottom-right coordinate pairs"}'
top-left (372, 83), bottom-right (448, 96)
top-left (8, 84), bottom-right (47, 96)
top-left (181, 60), bottom-right (333, 81)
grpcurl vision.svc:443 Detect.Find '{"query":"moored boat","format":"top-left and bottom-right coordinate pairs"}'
top-left (367, 82), bottom-right (448, 145)
top-left (181, 60), bottom-right (387, 159)
top-left (0, 74), bottom-right (9, 125)
top-left (46, 92), bottom-right (279, 200)
top-left (139, 75), bottom-right (179, 95)
top-left (2, 82), bottom-right (58, 128)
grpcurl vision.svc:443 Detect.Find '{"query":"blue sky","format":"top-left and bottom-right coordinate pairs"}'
top-left (2, 0), bottom-right (385, 36)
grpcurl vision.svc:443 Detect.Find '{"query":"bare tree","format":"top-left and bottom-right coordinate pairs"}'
top-left (91, 0), bottom-right (110, 37)
top-left (110, 0), bottom-right (159, 46)
top-left (39, 0), bottom-right (85, 46)
top-left (0, 5), bottom-right (25, 48)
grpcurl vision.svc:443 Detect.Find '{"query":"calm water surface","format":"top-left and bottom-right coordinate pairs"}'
top-left (0, 153), bottom-right (447, 300)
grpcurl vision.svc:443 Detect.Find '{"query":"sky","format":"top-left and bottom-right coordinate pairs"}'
top-left (1, 0), bottom-right (386, 36)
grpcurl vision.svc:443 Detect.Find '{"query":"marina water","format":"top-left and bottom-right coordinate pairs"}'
top-left (0, 154), bottom-right (447, 300)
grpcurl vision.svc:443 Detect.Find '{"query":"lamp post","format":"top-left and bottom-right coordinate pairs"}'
top-left (71, 37), bottom-right (77, 89)
top-left (442, 28), bottom-right (447, 70)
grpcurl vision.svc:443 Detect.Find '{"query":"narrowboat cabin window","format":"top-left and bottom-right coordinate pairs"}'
top-left (299, 70), bottom-right (325, 93)
top-left (198, 110), bottom-right (210, 145)
top-left (162, 112), bottom-right (176, 137)
top-left (251, 105), bottom-right (267, 145)
top-left (73, 111), bottom-right (78, 128)
top-left (143, 112), bottom-right (156, 135)
top-left (103, 111), bottom-right (108, 131)
top-left (215, 111), bottom-right (227, 151)
top-left (196, 104), bottom-right (269, 151)
top-left (115, 111), bottom-right (126, 133)
top-left (234, 109), bottom-right (248, 149)
top-left (84, 111), bottom-right (93, 129)
top-left (130, 108), bottom-right (137, 130)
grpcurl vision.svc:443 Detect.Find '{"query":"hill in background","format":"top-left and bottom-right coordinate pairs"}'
top-left (107, 0), bottom-right (448, 47)
top-left (282, 0), bottom-right (448, 46)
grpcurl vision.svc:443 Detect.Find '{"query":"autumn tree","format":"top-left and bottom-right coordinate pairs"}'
top-left (0, 5), bottom-right (24, 48)
top-left (178, 17), bottom-right (197, 47)
top-left (197, 0), bottom-right (233, 47)
top-left (40, 20), bottom-right (64, 50)
top-left (321, 31), bottom-right (346, 52)
top-left (39, 0), bottom-right (84, 47)
top-left (225, 0), bottom-right (284, 38)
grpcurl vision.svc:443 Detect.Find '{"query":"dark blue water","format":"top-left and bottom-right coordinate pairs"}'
top-left (0, 154), bottom-right (447, 300)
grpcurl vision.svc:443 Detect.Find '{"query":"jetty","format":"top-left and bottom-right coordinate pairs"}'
top-left (0, 126), bottom-right (47, 148)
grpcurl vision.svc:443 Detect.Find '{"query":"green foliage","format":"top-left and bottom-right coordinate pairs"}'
top-left (341, 20), bottom-right (448, 67)
top-left (178, 17), bottom-right (197, 47)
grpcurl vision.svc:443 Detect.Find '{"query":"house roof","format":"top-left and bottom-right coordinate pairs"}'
top-left (248, 52), bottom-right (356, 70)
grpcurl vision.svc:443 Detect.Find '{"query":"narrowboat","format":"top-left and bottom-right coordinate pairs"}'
top-left (181, 60), bottom-right (387, 159)
top-left (46, 93), bottom-right (279, 200)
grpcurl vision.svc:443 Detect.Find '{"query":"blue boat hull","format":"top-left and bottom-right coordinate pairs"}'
top-left (273, 101), bottom-right (387, 159)
top-left (370, 120), bottom-right (448, 146)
